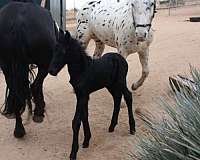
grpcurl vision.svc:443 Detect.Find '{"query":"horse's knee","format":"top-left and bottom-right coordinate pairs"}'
top-left (142, 69), bottom-right (149, 78)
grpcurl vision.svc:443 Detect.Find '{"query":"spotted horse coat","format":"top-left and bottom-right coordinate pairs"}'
top-left (76, 0), bottom-right (156, 90)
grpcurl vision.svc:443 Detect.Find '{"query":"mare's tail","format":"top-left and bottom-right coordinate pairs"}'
top-left (1, 21), bottom-right (35, 118)
top-left (1, 64), bottom-right (35, 118)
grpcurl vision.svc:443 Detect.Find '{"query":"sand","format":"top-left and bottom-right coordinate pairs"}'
top-left (0, 5), bottom-right (200, 160)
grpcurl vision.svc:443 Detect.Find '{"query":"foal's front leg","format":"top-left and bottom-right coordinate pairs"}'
top-left (70, 95), bottom-right (89, 160)
top-left (132, 48), bottom-right (149, 90)
top-left (82, 103), bottom-right (91, 148)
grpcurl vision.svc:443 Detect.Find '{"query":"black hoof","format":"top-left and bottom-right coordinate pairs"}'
top-left (33, 115), bottom-right (44, 123)
top-left (130, 129), bottom-right (136, 135)
top-left (131, 84), bottom-right (137, 91)
top-left (2, 112), bottom-right (16, 119)
top-left (82, 141), bottom-right (89, 148)
top-left (14, 128), bottom-right (26, 138)
top-left (108, 126), bottom-right (115, 133)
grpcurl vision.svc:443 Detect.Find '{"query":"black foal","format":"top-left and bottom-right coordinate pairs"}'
top-left (48, 30), bottom-right (136, 160)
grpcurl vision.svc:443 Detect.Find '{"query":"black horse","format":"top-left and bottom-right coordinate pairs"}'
top-left (49, 30), bottom-right (136, 160)
top-left (0, 0), bottom-right (57, 138)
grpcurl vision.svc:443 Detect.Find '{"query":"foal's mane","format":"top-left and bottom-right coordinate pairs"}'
top-left (68, 36), bottom-right (92, 70)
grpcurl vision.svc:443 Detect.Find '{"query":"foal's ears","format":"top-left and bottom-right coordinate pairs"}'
top-left (58, 29), bottom-right (71, 43)
top-left (64, 30), bottom-right (71, 41)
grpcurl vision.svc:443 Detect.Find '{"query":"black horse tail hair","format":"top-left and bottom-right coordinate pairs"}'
top-left (0, 86), bottom-right (9, 114)
top-left (1, 22), bottom-right (35, 117)
top-left (2, 63), bottom-right (33, 117)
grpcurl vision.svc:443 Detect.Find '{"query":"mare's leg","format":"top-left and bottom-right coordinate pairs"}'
top-left (122, 86), bottom-right (136, 134)
top-left (76, 24), bottom-right (90, 49)
top-left (107, 87), bottom-right (122, 132)
top-left (93, 39), bottom-right (105, 59)
top-left (14, 110), bottom-right (25, 138)
top-left (118, 47), bottom-right (129, 59)
top-left (132, 48), bottom-right (149, 90)
top-left (82, 103), bottom-right (91, 148)
top-left (31, 66), bottom-right (48, 123)
top-left (70, 94), bottom-right (89, 160)
top-left (13, 64), bottom-right (30, 138)
top-left (3, 64), bottom-right (30, 138)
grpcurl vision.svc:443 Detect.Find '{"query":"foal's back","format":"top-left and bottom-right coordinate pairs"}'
top-left (80, 53), bottom-right (128, 93)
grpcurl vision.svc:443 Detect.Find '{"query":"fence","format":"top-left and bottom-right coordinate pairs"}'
top-left (157, 0), bottom-right (200, 9)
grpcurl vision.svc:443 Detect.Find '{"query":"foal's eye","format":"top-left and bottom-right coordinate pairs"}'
top-left (151, 2), bottom-right (154, 6)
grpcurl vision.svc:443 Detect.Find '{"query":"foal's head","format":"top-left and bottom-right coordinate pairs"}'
top-left (131, 0), bottom-right (156, 42)
top-left (49, 29), bottom-right (85, 76)
top-left (48, 30), bottom-right (71, 76)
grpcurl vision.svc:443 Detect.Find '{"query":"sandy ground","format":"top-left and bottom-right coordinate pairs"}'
top-left (0, 5), bottom-right (200, 160)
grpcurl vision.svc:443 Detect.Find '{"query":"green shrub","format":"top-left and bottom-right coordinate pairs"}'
top-left (135, 67), bottom-right (200, 160)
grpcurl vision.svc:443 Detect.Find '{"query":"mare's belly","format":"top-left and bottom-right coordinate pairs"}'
top-left (90, 19), bottom-right (116, 48)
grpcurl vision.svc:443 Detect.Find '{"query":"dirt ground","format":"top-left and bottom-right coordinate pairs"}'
top-left (0, 5), bottom-right (200, 160)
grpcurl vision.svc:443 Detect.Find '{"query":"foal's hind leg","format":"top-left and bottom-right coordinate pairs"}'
top-left (122, 87), bottom-right (136, 134)
top-left (107, 88), bottom-right (122, 132)
top-left (93, 39), bottom-right (105, 59)
top-left (82, 100), bottom-right (91, 148)
top-left (31, 66), bottom-right (48, 123)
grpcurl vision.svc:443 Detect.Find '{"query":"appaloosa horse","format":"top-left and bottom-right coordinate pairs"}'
top-left (0, 0), bottom-right (57, 138)
top-left (76, 0), bottom-right (156, 90)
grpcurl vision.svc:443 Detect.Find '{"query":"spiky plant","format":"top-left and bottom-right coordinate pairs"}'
top-left (134, 67), bottom-right (200, 160)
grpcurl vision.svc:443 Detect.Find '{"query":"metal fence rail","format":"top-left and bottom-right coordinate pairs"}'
top-left (157, 0), bottom-right (200, 9)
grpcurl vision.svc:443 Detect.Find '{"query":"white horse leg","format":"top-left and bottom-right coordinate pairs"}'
top-left (75, 24), bottom-right (91, 49)
top-left (93, 39), bottom-right (105, 59)
top-left (76, 33), bottom-right (90, 49)
top-left (132, 49), bottom-right (149, 90)
top-left (118, 47), bottom-right (129, 59)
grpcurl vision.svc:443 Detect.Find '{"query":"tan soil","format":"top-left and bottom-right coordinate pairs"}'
top-left (0, 5), bottom-right (200, 160)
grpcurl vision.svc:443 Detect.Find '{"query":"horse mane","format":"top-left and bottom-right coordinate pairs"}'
top-left (68, 36), bottom-right (92, 71)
